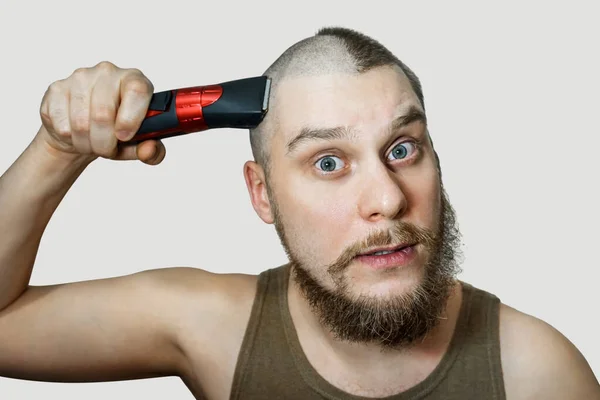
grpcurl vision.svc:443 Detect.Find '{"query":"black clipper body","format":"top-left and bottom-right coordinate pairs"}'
top-left (131, 76), bottom-right (271, 142)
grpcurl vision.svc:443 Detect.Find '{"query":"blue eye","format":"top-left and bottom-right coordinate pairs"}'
top-left (315, 156), bottom-right (345, 172)
top-left (387, 142), bottom-right (416, 161)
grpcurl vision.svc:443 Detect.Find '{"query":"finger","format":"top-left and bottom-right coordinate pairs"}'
top-left (112, 142), bottom-right (138, 161)
top-left (43, 82), bottom-right (72, 140)
top-left (114, 69), bottom-right (154, 142)
top-left (113, 139), bottom-right (166, 165)
top-left (89, 74), bottom-right (119, 158)
top-left (139, 139), bottom-right (166, 165)
top-left (69, 81), bottom-right (93, 154)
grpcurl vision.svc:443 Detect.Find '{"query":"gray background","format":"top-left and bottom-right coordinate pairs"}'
top-left (0, 0), bottom-right (598, 398)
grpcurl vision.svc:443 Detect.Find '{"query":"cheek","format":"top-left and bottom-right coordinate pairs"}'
top-left (277, 177), bottom-right (355, 257)
top-left (405, 163), bottom-right (441, 229)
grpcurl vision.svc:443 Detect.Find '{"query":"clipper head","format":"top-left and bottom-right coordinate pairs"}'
top-left (262, 77), bottom-right (272, 114)
top-left (202, 75), bottom-right (272, 129)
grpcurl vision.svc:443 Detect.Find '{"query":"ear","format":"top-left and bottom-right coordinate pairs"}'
top-left (243, 160), bottom-right (275, 224)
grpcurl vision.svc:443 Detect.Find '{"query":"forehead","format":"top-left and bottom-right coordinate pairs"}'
top-left (272, 65), bottom-right (421, 141)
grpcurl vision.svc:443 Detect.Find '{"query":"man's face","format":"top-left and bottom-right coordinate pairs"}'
top-left (261, 65), bottom-right (462, 347)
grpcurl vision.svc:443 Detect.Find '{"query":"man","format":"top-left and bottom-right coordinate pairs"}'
top-left (0, 26), bottom-right (597, 400)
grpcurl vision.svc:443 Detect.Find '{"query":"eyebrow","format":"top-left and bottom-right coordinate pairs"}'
top-left (285, 105), bottom-right (427, 156)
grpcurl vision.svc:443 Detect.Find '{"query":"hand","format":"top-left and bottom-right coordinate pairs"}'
top-left (37, 61), bottom-right (165, 165)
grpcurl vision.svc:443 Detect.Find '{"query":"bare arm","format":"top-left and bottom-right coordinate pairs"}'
top-left (500, 304), bottom-right (600, 400)
top-left (0, 62), bottom-right (197, 383)
top-left (0, 134), bottom-right (88, 310)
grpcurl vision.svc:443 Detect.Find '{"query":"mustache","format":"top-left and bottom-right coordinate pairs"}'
top-left (326, 220), bottom-right (437, 277)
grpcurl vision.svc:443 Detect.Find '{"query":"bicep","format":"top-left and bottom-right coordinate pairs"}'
top-left (0, 267), bottom-right (197, 383)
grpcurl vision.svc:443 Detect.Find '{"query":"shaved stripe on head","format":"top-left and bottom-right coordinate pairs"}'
top-left (249, 26), bottom-right (427, 178)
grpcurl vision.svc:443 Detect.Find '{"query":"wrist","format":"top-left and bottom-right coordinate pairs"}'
top-left (20, 129), bottom-right (95, 202)
top-left (31, 127), bottom-right (97, 173)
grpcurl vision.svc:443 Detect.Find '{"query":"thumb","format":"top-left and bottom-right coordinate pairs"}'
top-left (113, 139), bottom-right (166, 165)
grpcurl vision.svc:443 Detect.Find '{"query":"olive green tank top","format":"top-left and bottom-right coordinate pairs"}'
top-left (230, 264), bottom-right (506, 399)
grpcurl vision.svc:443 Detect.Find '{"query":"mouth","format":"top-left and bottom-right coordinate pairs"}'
top-left (355, 242), bottom-right (419, 270)
top-left (358, 243), bottom-right (416, 257)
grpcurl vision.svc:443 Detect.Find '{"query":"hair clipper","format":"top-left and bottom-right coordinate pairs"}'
top-left (128, 76), bottom-right (271, 143)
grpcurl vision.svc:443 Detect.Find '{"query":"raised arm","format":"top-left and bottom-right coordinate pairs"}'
top-left (0, 62), bottom-right (209, 383)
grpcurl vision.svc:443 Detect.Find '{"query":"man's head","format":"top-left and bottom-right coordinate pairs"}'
top-left (244, 27), bottom-right (463, 349)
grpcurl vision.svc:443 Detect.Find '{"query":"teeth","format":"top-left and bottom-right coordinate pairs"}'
top-left (372, 250), bottom-right (395, 256)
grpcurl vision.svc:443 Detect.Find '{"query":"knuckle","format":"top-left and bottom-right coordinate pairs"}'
top-left (126, 68), bottom-right (151, 84)
top-left (90, 103), bottom-right (115, 123)
top-left (125, 78), bottom-right (153, 97)
top-left (71, 114), bottom-right (89, 133)
top-left (146, 78), bottom-right (155, 93)
top-left (96, 60), bottom-right (117, 73)
top-left (127, 67), bottom-right (143, 76)
top-left (70, 70), bottom-right (91, 87)
top-left (116, 116), bottom-right (137, 132)
top-left (55, 124), bottom-right (71, 138)
top-left (39, 102), bottom-right (51, 121)
top-left (46, 80), bottom-right (64, 95)
top-left (71, 67), bottom-right (89, 78)
top-left (39, 108), bottom-right (50, 123)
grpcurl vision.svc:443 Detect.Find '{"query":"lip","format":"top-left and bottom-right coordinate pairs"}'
top-left (356, 244), bottom-right (418, 270)
top-left (359, 242), bottom-right (415, 256)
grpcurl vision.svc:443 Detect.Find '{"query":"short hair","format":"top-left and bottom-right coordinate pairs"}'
top-left (249, 26), bottom-right (428, 177)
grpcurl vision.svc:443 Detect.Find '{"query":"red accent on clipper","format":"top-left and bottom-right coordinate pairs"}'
top-left (175, 85), bottom-right (223, 133)
top-left (134, 85), bottom-right (223, 142)
top-left (145, 110), bottom-right (163, 118)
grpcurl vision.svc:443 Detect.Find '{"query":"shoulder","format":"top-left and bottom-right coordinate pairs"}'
top-left (139, 266), bottom-right (261, 396)
top-left (134, 267), bottom-right (259, 356)
top-left (137, 265), bottom-right (261, 340)
top-left (498, 303), bottom-right (600, 400)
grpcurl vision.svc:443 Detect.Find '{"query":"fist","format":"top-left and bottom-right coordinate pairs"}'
top-left (38, 61), bottom-right (165, 165)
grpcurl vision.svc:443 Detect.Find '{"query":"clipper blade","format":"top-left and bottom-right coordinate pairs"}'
top-left (262, 77), bottom-right (272, 113)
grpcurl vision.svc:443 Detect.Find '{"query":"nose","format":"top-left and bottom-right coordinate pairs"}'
top-left (356, 161), bottom-right (407, 222)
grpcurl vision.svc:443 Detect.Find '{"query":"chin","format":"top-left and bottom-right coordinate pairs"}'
top-left (342, 258), bottom-right (426, 300)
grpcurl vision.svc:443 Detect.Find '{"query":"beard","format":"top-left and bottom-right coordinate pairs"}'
top-left (269, 183), bottom-right (463, 350)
